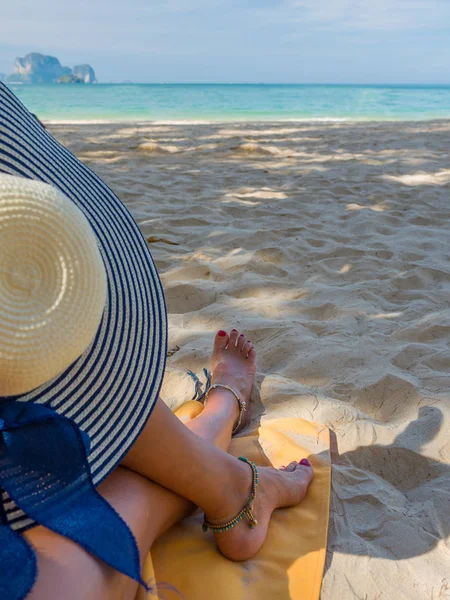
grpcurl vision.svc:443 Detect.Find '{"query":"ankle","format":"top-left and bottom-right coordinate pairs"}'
top-left (203, 388), bottom-right (240, 424)
top-left (205, 456), bottom-right (253, 523)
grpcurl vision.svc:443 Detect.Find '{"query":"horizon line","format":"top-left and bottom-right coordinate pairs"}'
top-left (6, 81), bottom-right (450, 87)
top-left (65, 81), bottom-right (450, 86)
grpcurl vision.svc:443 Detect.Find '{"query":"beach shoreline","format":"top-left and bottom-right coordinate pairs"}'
top-left (50, 119), bottom-right (450, 600)
top-left (44, 117), bottom-right (450, 125)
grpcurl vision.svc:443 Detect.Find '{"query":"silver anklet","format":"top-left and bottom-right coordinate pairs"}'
top-left (203, 383), bottom-right (247, 434)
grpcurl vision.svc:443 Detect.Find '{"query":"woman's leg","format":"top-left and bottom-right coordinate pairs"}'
top-left (122, 329), bottom-right (314, 562)
top-left (24, 329), bottom-right (254, 600)
top-left (25, 468), bottom-right (167, 600)
top-left (25, 330), bottom-right (314, 599)
top-left (25, 392), bottom-right (239, 599)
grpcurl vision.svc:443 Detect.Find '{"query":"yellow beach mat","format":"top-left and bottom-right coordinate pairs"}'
top-left (138, 404), bottom-right (331, 600)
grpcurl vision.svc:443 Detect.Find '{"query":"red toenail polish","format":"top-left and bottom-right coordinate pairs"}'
top-left (239, 334), bottom-right (244, 337)
top-left (300, 458), bottom-right (311, 467)
top-left (218, 330), bottom-right (227, 337)
top-left (231, 329), bottom-right (238, 332)
top-left (281, 465), bottom-right (286, 468)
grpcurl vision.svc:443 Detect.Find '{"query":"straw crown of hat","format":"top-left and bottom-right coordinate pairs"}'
top-left (0, 175), bottom-right (107, 396)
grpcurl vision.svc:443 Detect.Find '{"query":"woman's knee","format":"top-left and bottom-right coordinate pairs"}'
top-left (24, 467), bottom-right (157, 600)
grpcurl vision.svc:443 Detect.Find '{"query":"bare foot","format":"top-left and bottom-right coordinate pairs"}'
top-left (207, 459), bottom-right (314, 561)
top-left (206, 329), bottom-right (257, 433)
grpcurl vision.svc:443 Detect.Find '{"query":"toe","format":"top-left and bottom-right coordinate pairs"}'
top-left (214, 330), bottom-right (229, 352)
top-left (282, 461), bottom-right (298, 472)
top-left (228, 329), bottom-right (239, 348)
top-left (236, 333), bottom-right (247, 351)
top-left (242, 339), bottom-right (253, 356)
top-left (296, 460), bottom-right (314, 483)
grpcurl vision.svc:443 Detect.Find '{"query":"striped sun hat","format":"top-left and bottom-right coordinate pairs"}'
top-left (0, 83), bottom-right (167, 598)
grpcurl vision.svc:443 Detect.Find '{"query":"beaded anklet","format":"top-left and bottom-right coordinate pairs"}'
top-left (202, 457), bottom-right (259, 533)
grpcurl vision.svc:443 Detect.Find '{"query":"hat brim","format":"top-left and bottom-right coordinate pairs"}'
top-left (0, 83), bottom-right (167, 532)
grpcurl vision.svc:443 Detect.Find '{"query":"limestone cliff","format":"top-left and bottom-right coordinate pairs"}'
top-left (6, 53), bottom-right (71, 83)
top-left (6, 53), bottom-right (97, 84)
top-left (72, 64), bottom-right (97, 84)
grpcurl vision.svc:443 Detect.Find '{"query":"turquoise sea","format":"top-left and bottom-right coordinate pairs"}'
top-left (7, 83), bottom-right (450, 122)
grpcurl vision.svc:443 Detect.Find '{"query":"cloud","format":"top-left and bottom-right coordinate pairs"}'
top-left (254, 0), bottom-right (450, 32)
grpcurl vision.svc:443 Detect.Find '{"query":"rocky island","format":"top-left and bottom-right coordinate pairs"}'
top-left (4, 53), bottom-right (97, 84)
top-left (72, 64), bottom-right (96, 83)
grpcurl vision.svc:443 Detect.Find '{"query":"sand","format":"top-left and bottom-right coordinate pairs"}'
top-left (50, 119), bottom-right (450, 600)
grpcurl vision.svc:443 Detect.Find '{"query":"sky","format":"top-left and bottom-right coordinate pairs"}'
top-left (1, 0), bottom-right (449, 84)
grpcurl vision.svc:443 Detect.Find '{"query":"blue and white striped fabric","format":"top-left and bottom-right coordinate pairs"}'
top-left (0, 82), bottom-right (167, 533)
